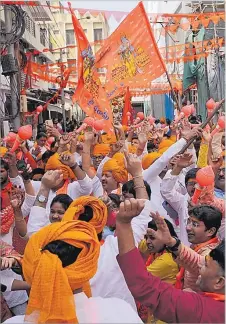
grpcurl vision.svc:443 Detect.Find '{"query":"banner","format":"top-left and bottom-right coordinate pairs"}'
top-left (68, 2), bottom-right (114, 133)
top-left (95, 2), bottom-right (167, 100)
top-left (122, 87), bottom-right (133, 126)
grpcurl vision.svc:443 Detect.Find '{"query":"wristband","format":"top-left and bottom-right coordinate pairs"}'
top-left (166, 236), bottom-right (181, 252)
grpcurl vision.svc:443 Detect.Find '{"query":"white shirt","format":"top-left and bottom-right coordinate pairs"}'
top-left (1, 270), bottom-right (28, 309)
top-left (90, 200), bottom-right (152, 310)
top-left (160, 170), bottom-right (190, 246)
top-left (142, 138), bottom-right (187, 224)
top-left (10, 175), bottom-right (93, 217)
top-left (3, 292), bottom-right (142, 323)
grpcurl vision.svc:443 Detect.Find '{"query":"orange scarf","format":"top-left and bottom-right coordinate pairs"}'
top-left (203, 292), bottom-right (225, 301)
top-left (1, 182), bottom-right (14, 234)
top-left (175, 237), bottom-right (219, 289)
top-left (56, 179), bottom-right (70, 195)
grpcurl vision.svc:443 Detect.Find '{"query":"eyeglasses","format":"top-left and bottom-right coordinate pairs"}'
top-left (186, 218), bottom-right (200, 228)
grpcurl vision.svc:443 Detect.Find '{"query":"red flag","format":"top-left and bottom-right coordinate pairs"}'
top-left (95, 2), bottom-right (167, 101)
top-left (68, 3), bottom-right (114, 133)
top-left (122, 87), bottom-right (133, 126)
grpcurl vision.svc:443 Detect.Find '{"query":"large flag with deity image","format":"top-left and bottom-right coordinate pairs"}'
top-left (95, 2), bottom-right (167, 101)
top-left (68, 2), bottom-right (114, 133)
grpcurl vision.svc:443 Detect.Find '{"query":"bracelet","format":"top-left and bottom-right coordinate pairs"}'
top-left (14, 218), bottom-right (25, 222)
top-left (166, 237), bottom-right (181, 253)
top-left (133, 175), bottom-right (143, 179)
top-left (134, 185), bottom-right (146, 190)
top-left (71, 163), bottom-right (78, 169)
top-left (82, 151), bottom-right (90, 154)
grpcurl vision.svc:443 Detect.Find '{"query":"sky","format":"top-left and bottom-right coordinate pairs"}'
top-left (62, 1), bottom-right (140, 12)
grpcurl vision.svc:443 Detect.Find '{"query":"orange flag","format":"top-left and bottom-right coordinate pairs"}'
top-left (122, 87), bottom-right (133, 126)
top-left (95, 2), bottom-right (167, 100)
top-left (68, 3), bottom-right (114, 133)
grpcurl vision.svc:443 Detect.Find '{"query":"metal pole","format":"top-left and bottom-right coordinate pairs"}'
top-left (4, 6), bottom-right (20, 130)
top-left (60, 49), bottom-right (67, 132)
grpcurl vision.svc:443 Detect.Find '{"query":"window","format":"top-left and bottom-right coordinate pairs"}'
top-left (94, 29), bottom-right (102, 41)
top-left (40, 28), bottom-right (47, 47)
top-left (83, 29), bottom-right (87, 35)
top-left (25, 15), bottom-right (36, 37)
top-left (66, 30), bottom-right (75, 45)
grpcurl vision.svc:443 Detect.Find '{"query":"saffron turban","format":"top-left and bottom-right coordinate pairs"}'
top-left (45, 152), bottom-right (75, 180)
top-left (142, 152), bottom-right (161, 170)
top-left (101, 133), bottom-right (117, 144)
top-left (158, 139), bottom-right (174, 150)
top-left (158, 147), bottom-right (169, 154)
top-left (0, 146), bottom-right (8, 157)
top-left (63, 196), bottom-right (107, 234)
top-left (103, 153), bottom-right (128, 183)
top-left (92, 143), bottom-right (110, 156)
top-left (128, 144), bottom-right (137, 154)
top-left (23, 220), bottom-right (100, 324)
top-left (169, 135), bottom-right (177, 142)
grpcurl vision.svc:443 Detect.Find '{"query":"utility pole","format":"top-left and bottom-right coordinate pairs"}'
top-left (4, 6), bottom-right (20, 130)
top-left (60, 49), bottom-right (67, 132)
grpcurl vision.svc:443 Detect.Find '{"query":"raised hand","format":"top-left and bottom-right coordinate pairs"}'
top-left (59, 134), bottom-right (72, 147)
top-left (148, 211), bottom-right (174, 246)
top-left (173, 152), bottom-right (194, 169)
top-left (182, 127), bottom-right (203, 142)
top-left (0, 257), bottom-right (18, 270)
top-left (41, 170), bottom-right (64, 189)
top-left (124, 150), bottom-right (142, 177)
top-left (10, 186), bottom-right (25, 210)
top-left (117, 198), bottom-right (145, 224)
top-left (84, 127), bottom-right (95, 145)
top-left (109, 141), bottom-right (124, 157)
top-left (46, 125), bottom-right (61, 139)
top-left (59, 152), bottom-right (76, 168)
top-left (3, 152), bottom-right (17, 166)
top-left (32, 146), bottom-right (42, 157)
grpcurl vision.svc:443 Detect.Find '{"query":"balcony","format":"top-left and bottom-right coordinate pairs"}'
top-left (24, 1), bottom-right (54, 22)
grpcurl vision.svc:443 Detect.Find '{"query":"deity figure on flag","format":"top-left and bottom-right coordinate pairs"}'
top-left (118, 35), bottom-right (143, 77)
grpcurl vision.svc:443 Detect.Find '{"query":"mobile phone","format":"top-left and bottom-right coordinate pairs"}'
top-left (16, 160), bottom-right (27, 172)
top-left (45, 120), bottom-right (53, 127)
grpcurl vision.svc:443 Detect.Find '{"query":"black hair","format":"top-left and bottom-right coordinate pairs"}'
top-left (108, 194), bottom-right (121, 208)
top-left (122, 180), bottom-right (151, 200)
top-left (188, 205), bottom-right (222, 238)
top-left (166, 118), bottom-right (171, 126)
top-left (147, 141), bottom-right (157, 152)
top-left (36, 132), bottom-right (47, 140)
top-left (210, 239), bottom-right (225, 272)
top-left (31, 168), bottom-right (45, 177)
top-left (42, 150), bottom-right (54, 162)
top-left (50, 141), bottom-right (57, 150)
top-left (132, 134), bottom-right (138, 140)
top-left (50, 194), bottom-right (73, 211)
top-left (185, 168), bottom-right (200, 186)
top-left (148, 218), bottom-right (178, 238)
top-left (0, 159), bottom-right (9, 171)
top-left (42, 240), bottom-right (82, 267)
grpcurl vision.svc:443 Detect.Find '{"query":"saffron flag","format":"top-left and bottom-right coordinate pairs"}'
top-left (95, 2), bottom-right (167, 100)
top-left (68, 3), bottom-right (114, 133)
top-left (122, 87), bottom-right (133, 126)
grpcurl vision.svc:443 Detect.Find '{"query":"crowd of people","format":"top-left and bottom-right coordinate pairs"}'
top-left (0, 112), bottom-right (225, 323)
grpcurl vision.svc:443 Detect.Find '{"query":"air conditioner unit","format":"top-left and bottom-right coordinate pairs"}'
top-left (1, 54), bottom-right (18, 76)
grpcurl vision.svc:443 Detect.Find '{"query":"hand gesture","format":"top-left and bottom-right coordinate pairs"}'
top-left (156, 129), bottom-right (165, 141)
top-left (32, 146), bottom-right (41, 157)
top-left (10, 186), bottom-right (25, 210)
top-left (173, 152), bottom-right (194, 169)
top-left (59, 134), bottom-right (72, 147)
top-left (19, 163), bottom-right (32, 181)
top-left (59, 152), bottom-right (76, 168)
top-left (182, 127), bottom-right (203, 142)
top-left (41, 170), bottom-right (64, 189)
top-left (117, 198), bottom-right (145, 224)
top-left (109, 141), bottom-right (123, 157)
top-left (0, 257), bottom-right (17, 270)
top-left (148, 211), bottom-right (175, 246)
top-left (46, 125), bottom-right (61, 139)
top-left (137, 122), bottom-right (149, 144)
top-left (3, 152), bottom-right (17, 166)
top-left (84, 128), bottom-right (95, 145)
top-left (124, 150), bottom-right (142, 177)
top-left (202, 129), bottom-right (211, 143)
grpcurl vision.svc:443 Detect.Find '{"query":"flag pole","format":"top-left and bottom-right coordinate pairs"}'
top-left (165, 69), bottom-right (181, 111)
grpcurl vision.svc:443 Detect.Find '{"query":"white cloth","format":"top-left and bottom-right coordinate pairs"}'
top-left (1, 270), bottom-right (28, 309)
top-left (3, 292), bottom-right (142, 323)
top-left (92, 176), bottom-right (104, 197)
top-left (160, 170), bottom-right (190, 246)
top-left (90, 200), bottom-right (152, 310)
top-left (1, 193), bottom-right (36, 246)
top-left (10, 175), bottom-right (93, 217)
top-left (73, 152), bottom-right (82, 165)
top-left (142, 138), bottom-right (187, 223)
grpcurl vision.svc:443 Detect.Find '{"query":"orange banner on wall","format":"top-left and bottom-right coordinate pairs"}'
top-left (95, 2), bottom-right (167, 101)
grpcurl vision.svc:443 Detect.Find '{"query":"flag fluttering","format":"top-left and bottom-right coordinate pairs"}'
top-left (95, 2), bottom-right (167, 100)
top-left (68, 2), bottom-right (114, 133)
top-left (122, 87), bottom-right (133, 126)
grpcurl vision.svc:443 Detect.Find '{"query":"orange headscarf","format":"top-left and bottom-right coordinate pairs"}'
top-left (158, 139), bottom-right (174, 150)
top-left (128, 144), bottom-right (137, 154)
top-left (142, 152), bottom-right (161, 170)
top-left (63, 196), bottom-right (107, 234)
top-left (45, 152), bottom-right (75, 180)
top-left (92, 143), bottom-right (110, 156)
top-left (103, 154), bottom-right (128, 183)
top-left (158, 147), bottom-right (169, 154)
top-left (23, 220), bottom-right (100, 324)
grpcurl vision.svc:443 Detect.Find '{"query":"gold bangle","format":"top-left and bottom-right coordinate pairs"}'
top-left (134, 185), bottom-right (146, 190)
top-left (133, 175), bottom-right (143, 179)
